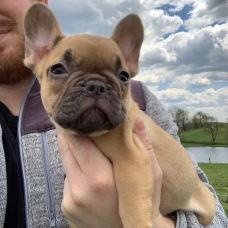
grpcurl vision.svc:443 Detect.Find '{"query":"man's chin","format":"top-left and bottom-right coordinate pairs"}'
top-left (0, 48), bottom-right (33, 85)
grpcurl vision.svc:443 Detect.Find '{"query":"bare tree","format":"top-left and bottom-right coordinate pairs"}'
top-left (168, 107), bottom-right (190, 130)
top-left (204, 116), bottom-right (220, 144)
top-left (226, 118), bottom-right (228, 138)
top-left (192, 111), bottom-right (210, 128)
top-left (168, 107), bottom-right (178, 122)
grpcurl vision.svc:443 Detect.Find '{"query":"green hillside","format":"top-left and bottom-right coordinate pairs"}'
top-left (179, 127), bottom-right (228, 147)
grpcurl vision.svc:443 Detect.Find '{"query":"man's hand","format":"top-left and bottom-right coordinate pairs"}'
top-left (57, 118), bottom-right (175, 228)
top-left (57, 132), bottom-right (122, 228)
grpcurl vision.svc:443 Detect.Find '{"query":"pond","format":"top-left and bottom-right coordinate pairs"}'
top-left (185, 147), bottom-right (228, 163)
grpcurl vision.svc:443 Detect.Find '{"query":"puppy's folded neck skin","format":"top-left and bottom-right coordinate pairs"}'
top-left (23, 3), bottom-right (143, 137)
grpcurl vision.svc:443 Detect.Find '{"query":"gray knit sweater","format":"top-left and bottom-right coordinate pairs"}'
top-left (0, 78), bottom-right (227, 228)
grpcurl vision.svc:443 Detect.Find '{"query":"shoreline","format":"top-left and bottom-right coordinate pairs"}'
top-left (182, 142), bottom-right (228, 148)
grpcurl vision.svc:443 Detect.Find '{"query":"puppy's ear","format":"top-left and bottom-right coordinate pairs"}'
top-left (23, 3), bottom-right (64, 70)
top-left (111, 14), bottom-right (144, 77)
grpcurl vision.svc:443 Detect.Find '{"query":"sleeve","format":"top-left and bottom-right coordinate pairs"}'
top-left (141, 83), bottom-right (228, 228)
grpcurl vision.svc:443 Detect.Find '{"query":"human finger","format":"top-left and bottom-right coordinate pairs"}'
top-left (133, 118), bottom-right (162, 213)
top-left (57, 129), bottom-right (111, 176)
top-left (57, 130), bottom-right (84, 185)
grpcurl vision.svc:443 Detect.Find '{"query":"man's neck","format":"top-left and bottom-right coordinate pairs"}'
top-left (0, 76), bottom-right (34, 116)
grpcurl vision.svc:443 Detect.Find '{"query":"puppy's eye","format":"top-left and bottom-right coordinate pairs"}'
top-left (50, 63), bottom-right (67, 75)
top-left (48, 63), bottom-right (68, 80)
top-left (118, 71), bottom-right (129, 82)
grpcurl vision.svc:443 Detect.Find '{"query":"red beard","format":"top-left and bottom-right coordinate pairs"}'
top-left (0, 19), bottom-right (33, 85)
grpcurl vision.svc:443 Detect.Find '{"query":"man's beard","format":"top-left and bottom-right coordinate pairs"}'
top-left (0, 38), bottom-right (33, 85)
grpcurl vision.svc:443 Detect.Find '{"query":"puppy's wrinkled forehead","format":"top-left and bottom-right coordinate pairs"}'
top-left (51, 34), bottom-right (126, 73)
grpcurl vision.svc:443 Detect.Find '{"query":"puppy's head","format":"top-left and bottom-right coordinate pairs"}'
top-left (23, 3), bottom-right (144, 136)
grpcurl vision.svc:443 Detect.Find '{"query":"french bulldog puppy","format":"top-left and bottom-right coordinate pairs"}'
top-left (23, 3), bottom-right (215, 228)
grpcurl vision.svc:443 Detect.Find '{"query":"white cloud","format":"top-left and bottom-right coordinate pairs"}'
top-left (148, 86), bottom-right (228, 121)
top-left (150, 87), bottom-right (193, 103)
top-left (49, 0), bottom-right (116, 36)
top-left (140, 45), bottom-right (177, 66)
top-left (171, 74), bottom-right (212, 88)
top-left (184, 1), bottom-right (228, 30)
top-left (140, 22), bottom-right (228, 82)
top-left (134, 70), bottom-right (166, 84)
top-left (140, 10), bottom-right (183, 41)
top-left (139, 0), bottom-right (195, 10)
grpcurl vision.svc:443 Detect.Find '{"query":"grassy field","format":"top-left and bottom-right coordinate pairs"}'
top-left (198, 163), bottom-right (228, 217)
top-left (179, 127), bottom-right (228, 147)
top-left (178, 128), bottom-right (228, 217)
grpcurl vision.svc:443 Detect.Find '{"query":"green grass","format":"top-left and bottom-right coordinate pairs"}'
top-left (198, 163), bottom-right (228, 217)
top-left (179, 127), bottom-right (228, 147)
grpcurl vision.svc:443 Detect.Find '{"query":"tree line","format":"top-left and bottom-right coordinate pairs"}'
top-left (167, 107), bottom-right (228, 144)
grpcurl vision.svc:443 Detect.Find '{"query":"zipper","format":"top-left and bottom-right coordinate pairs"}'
top-left (40, 131), bottom-right (56, 228)
top-left (18, 77), bottom-right (36, 228)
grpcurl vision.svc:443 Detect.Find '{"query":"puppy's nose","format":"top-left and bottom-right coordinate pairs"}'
top-left (85, 80), bottom-right (106, 98)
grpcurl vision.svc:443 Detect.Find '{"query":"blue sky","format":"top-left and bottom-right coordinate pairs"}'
top-left (49, 0), bottom-right (228, 122)
top-left (157, 4), bottom-right (193, 21)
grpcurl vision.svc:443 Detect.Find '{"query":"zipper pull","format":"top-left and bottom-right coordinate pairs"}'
top-left (50, 211), bottom-right (56, 227)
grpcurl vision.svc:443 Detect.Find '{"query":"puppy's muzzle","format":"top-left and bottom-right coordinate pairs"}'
top-left (54, 78), bottom-right (126, 135)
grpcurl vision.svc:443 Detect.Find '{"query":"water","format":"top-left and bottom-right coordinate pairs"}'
top-left (185, 147), bottom-right (228, 163)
